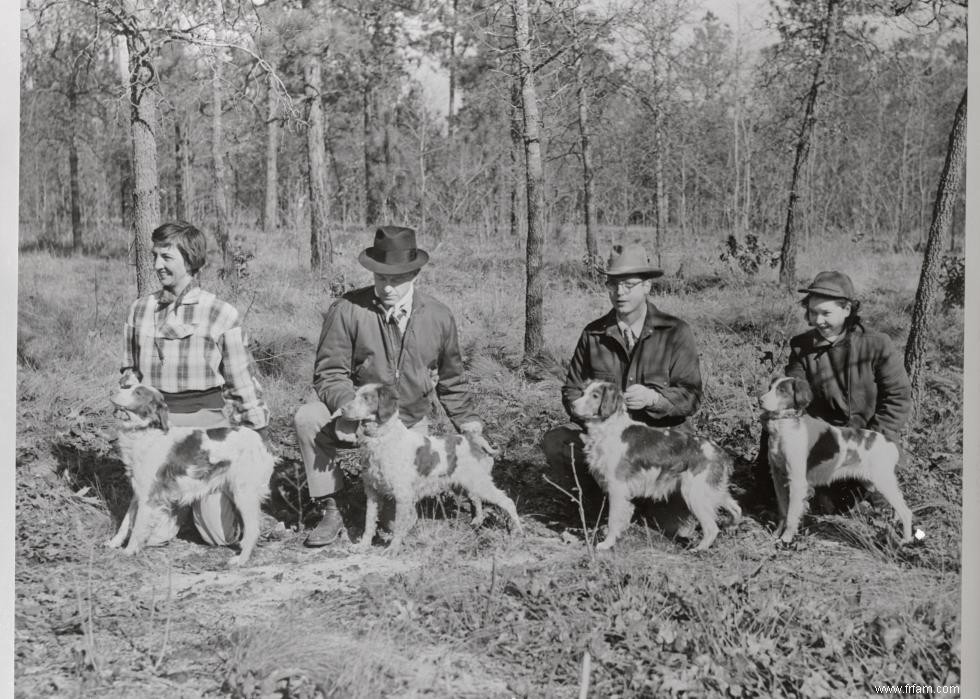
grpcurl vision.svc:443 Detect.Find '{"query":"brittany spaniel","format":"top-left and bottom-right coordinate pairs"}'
top-left (107, 383), bottom-right (275, 566)
top-left (341, 383), bottom-right (523, 552)
top-left (570, 381), bottom-right (741, 551)
top-left (759, 376), bottom-right (913, 544)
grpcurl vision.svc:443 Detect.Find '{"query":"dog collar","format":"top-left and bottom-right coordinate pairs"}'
top-left (762, 409), bottom-right (803, 420)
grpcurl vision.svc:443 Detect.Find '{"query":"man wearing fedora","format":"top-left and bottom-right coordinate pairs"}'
top-left (541, 243), bottom-right (703, 534)
top-left (293, 225), bottom-right (485, 547)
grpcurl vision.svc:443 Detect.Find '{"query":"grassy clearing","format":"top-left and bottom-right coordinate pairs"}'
top-left (16, 223), bottom-right (963, 697)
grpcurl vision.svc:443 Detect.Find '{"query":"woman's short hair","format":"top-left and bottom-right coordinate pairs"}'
top-left (801, 294), bottom-right (863, 330)
top-left (151, 222), bottom-right (207, 275)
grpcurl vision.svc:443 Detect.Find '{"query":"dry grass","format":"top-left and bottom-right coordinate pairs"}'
top-left (16, 222), bottom-right (963, 697)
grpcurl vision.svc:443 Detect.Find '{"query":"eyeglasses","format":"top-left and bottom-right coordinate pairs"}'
top-left (604, 278), bottom-right (646, 292)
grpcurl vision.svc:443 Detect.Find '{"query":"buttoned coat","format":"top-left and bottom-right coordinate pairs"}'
top-left (784, 325), bottom-right (911, 443)
top-left (313, 286), bottom-right (478, 429)
top-left (561, 300), bottom-right (702, 428)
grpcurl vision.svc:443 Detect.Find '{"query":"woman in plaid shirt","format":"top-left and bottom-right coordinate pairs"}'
top-left (121, 222), bottom-right (270, 548)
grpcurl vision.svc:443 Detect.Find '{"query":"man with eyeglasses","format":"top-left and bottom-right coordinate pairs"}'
top-left (293, 226), bottom-right (484, 547)
top-left (541, 243), bottom-right (703, 535)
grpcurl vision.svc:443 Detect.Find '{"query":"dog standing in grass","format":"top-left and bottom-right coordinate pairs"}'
top-left (108, 383), bottom-right (275, 566)
top-left (571, 380), bottom-right (741, 551)
top-left (759, 376), bottom-right (913, 544)
top-left (341, 383), bottom-right (522, 552)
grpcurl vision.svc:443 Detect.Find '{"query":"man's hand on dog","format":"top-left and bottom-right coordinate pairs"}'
top-left (460, 421), bottom-right (498, 456)
top-left (623, 384), bottom-right (661, 410)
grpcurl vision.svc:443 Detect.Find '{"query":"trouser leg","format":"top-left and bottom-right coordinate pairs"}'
top-left (294, 401), bottom-right (350, 498)
top-left (540, 425), bottom-right (605, 523)
top-left (170, 409), bottom-right (243, 546)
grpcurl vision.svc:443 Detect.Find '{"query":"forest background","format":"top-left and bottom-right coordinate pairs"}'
top-left (9, 0), bottom-right (980, 696)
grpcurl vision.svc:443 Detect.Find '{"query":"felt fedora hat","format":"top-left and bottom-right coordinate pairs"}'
top-left (798, 270), bottom-right (855, 301)
top-left (602, 243), bottom-right (663, 278)
top-left (358, 226), bottom-right (430, 274)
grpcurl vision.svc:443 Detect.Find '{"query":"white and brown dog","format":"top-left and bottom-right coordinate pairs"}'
top-left (571, 381), bottom-right (741, 551)
top-left (107, 383), bottom-right (275, 566)
top-left (341, 383), bottom-right (523, 552)
top-left (759, 376), bottom-right (913, 544)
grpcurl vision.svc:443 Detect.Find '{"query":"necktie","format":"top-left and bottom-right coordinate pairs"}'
top-left (623, 326), bottom-right (635, 352)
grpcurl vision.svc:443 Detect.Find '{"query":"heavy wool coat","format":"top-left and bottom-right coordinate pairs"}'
top-left (785, 325), bottom-right (911, 443)
top-left (562, 300), bottom-right (703, 428)
top-left (313, 286), bottom-right (479, 429)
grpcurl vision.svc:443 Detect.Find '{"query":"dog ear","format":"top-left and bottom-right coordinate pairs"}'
top-left (791, 378), bottom-right (813, 410)
top-left (376, 384), bottom-right (399, 423)
top-left (133, 386), bottom-right (170, 431)
top-left (598, 382), bottom-right (624, 418)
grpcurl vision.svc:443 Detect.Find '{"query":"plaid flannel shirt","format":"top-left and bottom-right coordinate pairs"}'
top-left (122, 285), bottom-right (269, 429)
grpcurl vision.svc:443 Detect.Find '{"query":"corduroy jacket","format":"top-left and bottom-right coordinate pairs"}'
top-left (785, 325), bottom-right (911, 443)
top-left (562, 300), bottom-right (702, 428)
top-left (312, 286), bottom-right (479, 429)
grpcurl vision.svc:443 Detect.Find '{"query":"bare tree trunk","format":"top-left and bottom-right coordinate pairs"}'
top-left (447, 0), bottom-right (458, 141)
top-left (67, 80), bottom-right (83, 254)
top-left (174, 112), bottom-right (194, 221)
top-left (363, 87), bottom-right (386, 225)
top-left (575, 56), bottom-right (598, 277)
top-left (512, 0), bottom-right (545, 361)
top-left (212, 55), bottom-right (230, 269)
top-left (306, 54), bottom-right (331, 268)
top-left (778, 0), bottom-right (840, 289)
top-left (904, 88), bottom-right (967, 413)
top-left (509, 76), bottom-right (522, 238)
top-left (174, 118), bottom-right (185, 220)
top-left (264, 70), bottom-right (279, 234)
top-left (654, 114), bottom-right (665, 268)
top-left (124, 32), bottom-right (160, 296)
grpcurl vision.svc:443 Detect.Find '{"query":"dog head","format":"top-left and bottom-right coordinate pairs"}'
top-left (111, 383), bottom-right (170, 431)
top-left (571, 381), bottom-right (625, 420)
top-left (341, 383), bottom-right (400, 424)
top-left (758, 377), bottom-right (813, 413)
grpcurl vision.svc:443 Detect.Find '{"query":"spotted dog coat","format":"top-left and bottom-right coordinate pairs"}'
top-left (759, 376), bottom-right (913, 544)
top-left (571, 381), bottom-right (741, 551)
top-left (107, 384), bottom-right (275, 565)
top-left (342, 383), bottom-right (522, 552)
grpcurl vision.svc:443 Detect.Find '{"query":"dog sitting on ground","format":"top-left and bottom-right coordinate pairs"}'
top-left (341, 383), bottom-right (523, 552)
top-left (106, 383), bottom-right (275, 566)
top-left (570, 381), bottom-right (741, 551)
top-left (759, 376), bottom-right (913, 544)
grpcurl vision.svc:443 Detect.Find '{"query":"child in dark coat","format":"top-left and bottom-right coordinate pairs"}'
top-left (753, 271), bottom-right (912, 513)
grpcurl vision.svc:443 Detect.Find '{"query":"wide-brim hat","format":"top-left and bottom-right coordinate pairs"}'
top-left (798, 270), bottom-right (855, 301)
top-left (602, 243), bottom-right (663, 278)
top-left (358, 226), bottom-right (429, 274)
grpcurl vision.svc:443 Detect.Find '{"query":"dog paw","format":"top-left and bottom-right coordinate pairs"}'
top-left (351, 540), bottom-right (373, 553)
top-left (104, 539), bottom-right (122, 549)
top-left (779, 531), bottom-right (796, 544)
top-left (228, 553), bottom-right (253, 567)
top-left (595, 539), bottom-right (615, 551)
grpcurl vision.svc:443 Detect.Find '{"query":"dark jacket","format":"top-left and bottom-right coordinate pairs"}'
top-left (785, 325), bottom-right (911, 443)
top-left (313, 286), bottom-right (478, 428)
top-left (562, 300), bottom-right (702, 428)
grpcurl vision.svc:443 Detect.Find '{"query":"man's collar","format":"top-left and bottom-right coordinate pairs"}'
top-left (375, 285), bottom-right (415, 317)
top-left (615, 303), bottom-right (647, 335)
top-left (594, 300), bottom-right (674, 336)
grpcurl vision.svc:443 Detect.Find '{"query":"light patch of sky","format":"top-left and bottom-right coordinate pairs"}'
top-left (411, 0), bottom-right (775, 122)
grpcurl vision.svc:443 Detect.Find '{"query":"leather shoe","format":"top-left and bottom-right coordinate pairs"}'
top-left (304, 499), bottom-right (345, 547)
